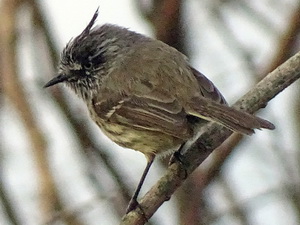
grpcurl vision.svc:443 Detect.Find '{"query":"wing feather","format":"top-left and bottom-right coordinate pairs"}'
top-left (191, 67), bottom-right (227, 105)
top-left (92, 95), bottom-right (192, 139)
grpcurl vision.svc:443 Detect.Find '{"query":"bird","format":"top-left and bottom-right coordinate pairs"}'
top-left (44, 8), bottom-right (275, 213)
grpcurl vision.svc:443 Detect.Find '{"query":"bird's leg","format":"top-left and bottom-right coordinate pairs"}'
top-left (126, 154), bottom-right (155, 214)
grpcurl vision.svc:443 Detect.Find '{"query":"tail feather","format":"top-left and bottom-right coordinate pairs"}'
top-left (186, 97), bottom-right (275, 135)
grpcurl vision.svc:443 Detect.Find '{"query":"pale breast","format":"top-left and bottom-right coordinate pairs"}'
top-left (96, 118), bottom-right (184, 156)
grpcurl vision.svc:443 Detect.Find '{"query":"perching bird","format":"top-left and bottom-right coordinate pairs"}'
top-left (44, 9), bottom-right (275, 213)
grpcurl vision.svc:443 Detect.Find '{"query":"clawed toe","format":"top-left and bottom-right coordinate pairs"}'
top-left (126, 199), bottom-right (148, 222)
top-left (169, 151), bottom-right (188, 179)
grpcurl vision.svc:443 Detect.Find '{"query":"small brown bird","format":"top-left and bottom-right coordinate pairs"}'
top-left (44, 9), bottom-right (275, 213)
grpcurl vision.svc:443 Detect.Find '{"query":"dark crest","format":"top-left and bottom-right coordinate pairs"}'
top-left (61, 8), bottom-right (103, 69)
top-left (76, 7), bottom-right (99, 43)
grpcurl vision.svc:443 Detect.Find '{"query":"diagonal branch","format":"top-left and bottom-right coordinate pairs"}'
top-left (120, 50), bottom-right (300, 225)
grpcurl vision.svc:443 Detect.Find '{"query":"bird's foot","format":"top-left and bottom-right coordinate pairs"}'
top-left (169, 151), bottom-right (188, 179)
top-left (126, 198), bottom-right (139, 214)
top-left (126, 199), bottom-right (148, 222)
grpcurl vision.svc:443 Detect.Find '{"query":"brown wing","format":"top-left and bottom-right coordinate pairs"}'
top-left (92, 94), bottom-right (192, 140)
top-left (187, 67), bottom-right (275, 134)
top-left (190, 67), bottom-right (227, 105)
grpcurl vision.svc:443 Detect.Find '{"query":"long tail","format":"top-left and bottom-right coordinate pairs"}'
top-left (186, 97), bottom-right (275, 135)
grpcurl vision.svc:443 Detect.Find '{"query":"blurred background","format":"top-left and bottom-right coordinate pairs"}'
top-left (1, 0), bottom-right (300, 224)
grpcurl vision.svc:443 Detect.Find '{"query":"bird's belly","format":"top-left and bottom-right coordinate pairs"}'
top-left (97, 121), bottom-right (183, 156)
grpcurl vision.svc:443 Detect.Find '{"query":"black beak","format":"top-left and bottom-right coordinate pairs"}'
top-left (44, 74), bottom-right (67, 88)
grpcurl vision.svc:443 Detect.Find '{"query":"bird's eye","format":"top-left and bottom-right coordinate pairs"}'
top-left (83, 61), bottom-right (93, 70)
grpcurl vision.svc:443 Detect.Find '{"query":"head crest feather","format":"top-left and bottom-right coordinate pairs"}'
top-left (78, 7), bottom-right (99, 39)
